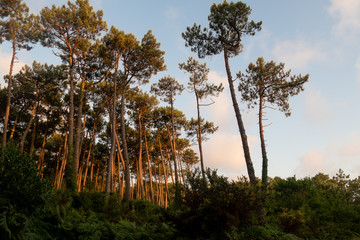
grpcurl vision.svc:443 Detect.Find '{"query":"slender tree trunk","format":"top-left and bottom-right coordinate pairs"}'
top-left (20, 99), bottom-right (38, 153)
top-left (82, 126), bottom-right (95, 189)
top-left (75, 78), bottom-right (86, 173)
top-left (178, 151), bottom-right (186, 185)
top-left (137, 115), bottom-right (145, 198)
top-left (2, 35), bottom-right (16, 148)
top-left (120, 93), bottom-right (132, 202)
top-left (37, 131), bottom-right (48, 176)
top-left (9, 114), bottom-right (19, 140)
top-left (223, 48), bottom-right (256, 184)
top-left (144, 127), bottom-right (154, 203)
top-left (115, 131), bottom-right (125, 197)
top-left (116, 150), bottom-right (122, 194)
top-left (195, 91), bottom-right (206, 181)
top-left (54, 144), bottom-right (62, 186)
top-left (158, 136), bottom-right (169, 205)
top-left (29, 117), bottom-right (37, 155)
top-left (66, 54), bottom-right (76, 191)
top-left (94, 161), bottom-right (100, 190)
top-left (56, 133), bottom-right (68, 189)
top-left (105, 113), bottom-right (115, 195)
top-left (259, 95), bottom-right (268, 188)
top-left (165, 146), bottom-right (175, 185)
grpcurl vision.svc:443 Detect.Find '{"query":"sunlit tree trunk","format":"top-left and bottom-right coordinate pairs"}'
top-left (2, 32), bottom-right (16, 148)
top-left (144, 127), bottom-right (154, 203)
top-left (137, 115), bottom-right (145, 198)
top-left (223, 48), bottom-right (256, 184)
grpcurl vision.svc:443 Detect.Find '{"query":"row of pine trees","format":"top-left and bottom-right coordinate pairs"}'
top-left (1, 0), bottom-right (309, 206)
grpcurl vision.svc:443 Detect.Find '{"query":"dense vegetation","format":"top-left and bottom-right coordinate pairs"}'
top-left (0, 145), bottom-right (359, 239)
top-left (0, 0), bottom-right (359, 239)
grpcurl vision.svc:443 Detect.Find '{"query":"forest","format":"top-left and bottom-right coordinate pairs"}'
top-left (0, 0), bottom-right (359, 239)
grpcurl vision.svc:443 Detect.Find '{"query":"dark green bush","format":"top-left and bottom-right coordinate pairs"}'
top-left (172, 168), bottom-right (263, 239)
top-left (0, 143), bottom-right (52, 213)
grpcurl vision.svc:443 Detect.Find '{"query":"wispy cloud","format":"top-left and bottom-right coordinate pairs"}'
top-left (328, 0), bottom-right (360, 38)
top-left (338, 134), bottom-right (360, 157)
top-left (296, 133), bottom-right (360, 178)
top-left (272, 39), bottom-right (325, 71)
top-left (296, 150), bottom-right (328, 177)
top-left (304, 89), bottom-right (331, 124)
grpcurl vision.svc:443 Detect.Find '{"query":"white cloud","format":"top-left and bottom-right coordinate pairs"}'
top-left (339, 134), bottom-right (360, 157)
top-left (206, 71), bottom-right (234, 131)
top-left (304, 89), bottom-right (331, 124)
top-left (272, 39), bottom-right (325, 70)
top-left (198, 70), bottom-right (260, 180)
top-left (328, 0), bottom-right (360, 37)
top-left (202, 133), bottom-right (258, 178)
top-left (296, 133), bottom-right (360, 178)
top-left (296, 150), bottom-right (328, 177)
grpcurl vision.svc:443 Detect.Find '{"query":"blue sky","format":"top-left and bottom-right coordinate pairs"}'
top-left (1, 0), bottom-right (359, 180)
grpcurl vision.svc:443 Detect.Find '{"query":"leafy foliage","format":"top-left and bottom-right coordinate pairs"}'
top-left (0, 143), bottom-right (52, 213)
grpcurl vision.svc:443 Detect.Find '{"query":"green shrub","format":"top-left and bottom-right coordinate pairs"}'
top-left (0, 143), bottom-right (52, 213)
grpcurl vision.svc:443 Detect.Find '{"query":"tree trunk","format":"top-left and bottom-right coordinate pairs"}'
top-left (56, 133), bottom-right (68, 189)
top-left (115, 130), bottom-right (125, 197)
top-left (158, 136), bottom-right (169, 206)
top-left (74, 77), bottom-right (86, 177)
top-left (29, 116), bottom-right (37, 155)
top-left (144, 127), bottom-right (154, 203)
top-left (106, 112), bottom-right (116, 195)
top-left (120, 93), bottom-right (132, 202)
top-left (9, 114), bottom-right (19, 140)
top-left (194, 79), bottom-right (206, 181)
top-left (66, 53), bottom-right (76, 191)
top-left (2, 34), bottom-right (16, 148)
top-left (37, 131), bottom-right (48, 175)
top-left (82, 125), bottom-right (95, 190)
top-left (223, 48), bottom-right (256, 184)
top-left (137, 115), bottom-right (145, 198)
top-left (20, 99), bottom-right (38, 153)
top-left (259, 95), bottom-right (268, 188)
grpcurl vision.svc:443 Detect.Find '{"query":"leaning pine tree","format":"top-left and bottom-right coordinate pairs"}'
top-left (182, 1), bottom-right (262, 184)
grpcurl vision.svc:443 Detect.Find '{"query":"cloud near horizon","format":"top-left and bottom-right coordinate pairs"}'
top-left (296, 133), bottom-right (360, 178)
top-left (296, 150), bottom-right (328, 177)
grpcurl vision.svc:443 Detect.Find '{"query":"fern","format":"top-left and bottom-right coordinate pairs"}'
top-left (0, 208), bottom-right (11, 239)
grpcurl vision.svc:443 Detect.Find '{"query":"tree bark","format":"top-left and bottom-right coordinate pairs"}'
top-left (120, 93), bottom-right (132, 202)
top-left (144, 127), bottom-right (154, 203)
top-left (158, 136), bottom-right (169, 207)
top-left (20, 98), bottom-right (38, 153)
top-left (74, 77), bottom-right (86, 177)
top-left (137, 115), bottom-right (145, 198)
top-left (2, 33), bottom-right (16, 148)
top-left (195, 89), bottom-right (206, 181)
top-left (223, 48), bottom-right (256, 184)
top-left (259, 95), bottom-right (268, 187)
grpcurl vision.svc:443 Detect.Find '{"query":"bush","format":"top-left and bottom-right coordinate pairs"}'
top-left (0, 143), bottom-right (52, 213)
top-left (173, 168), bottom-right (263, 239)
